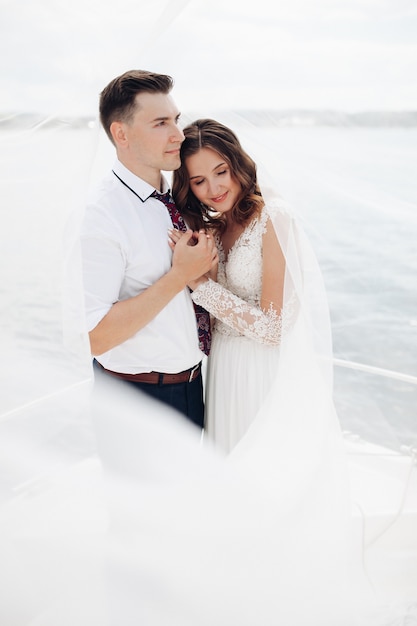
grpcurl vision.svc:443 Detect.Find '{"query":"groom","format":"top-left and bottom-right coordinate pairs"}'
top-left (80, 69), bottom-right (216, 427)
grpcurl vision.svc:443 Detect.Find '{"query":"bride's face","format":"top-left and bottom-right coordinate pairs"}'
top-left (185, 147), bottom-right (241, 213)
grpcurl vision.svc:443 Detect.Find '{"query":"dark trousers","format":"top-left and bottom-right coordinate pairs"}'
top-left (125, 373), bottom-right (204, 429)
top-left (93, 360), bottom-right (204, 429)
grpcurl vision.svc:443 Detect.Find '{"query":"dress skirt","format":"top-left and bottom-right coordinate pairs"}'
top-left (204, 330), bottom-right (281, 454)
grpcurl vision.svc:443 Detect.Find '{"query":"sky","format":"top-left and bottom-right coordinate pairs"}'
top-left (1, 0), bottom-right (417, 116)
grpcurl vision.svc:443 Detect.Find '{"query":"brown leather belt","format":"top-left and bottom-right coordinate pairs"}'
top-left (99, 362), bottom-right (202, 385)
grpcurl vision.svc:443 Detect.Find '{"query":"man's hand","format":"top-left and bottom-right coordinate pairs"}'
top-left (89, 229), bottom-right (217, 356)
top-left (170, 229), bottom-right (218, 286)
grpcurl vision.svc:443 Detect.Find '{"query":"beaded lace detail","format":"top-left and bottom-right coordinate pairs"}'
top-left (191, 204), bottom-right (293, 346)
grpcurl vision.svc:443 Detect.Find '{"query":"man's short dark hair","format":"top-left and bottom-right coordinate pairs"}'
top-left (99, 69), bottom-right (174, 143)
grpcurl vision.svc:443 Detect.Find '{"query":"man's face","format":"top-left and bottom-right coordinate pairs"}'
top-left (122, 91), bottom-right (185, 180)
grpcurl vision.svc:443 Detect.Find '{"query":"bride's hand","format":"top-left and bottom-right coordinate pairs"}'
top-left (168, 228), bottom-right (199, 248)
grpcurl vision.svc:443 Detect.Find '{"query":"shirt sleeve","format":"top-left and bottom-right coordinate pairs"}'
top-left (190, 278), bottom-right (283, 346)
top-left (80, 216), bottom-right (126, 332)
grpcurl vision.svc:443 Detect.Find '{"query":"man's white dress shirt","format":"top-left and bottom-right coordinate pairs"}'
top-left (81, 159), bottom-right (202, 374)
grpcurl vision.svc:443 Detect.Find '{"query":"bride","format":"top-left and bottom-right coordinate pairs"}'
top-left (171, 118), bottom-right (334, 456)
top-left (171, 118), bottom-right (288, 452)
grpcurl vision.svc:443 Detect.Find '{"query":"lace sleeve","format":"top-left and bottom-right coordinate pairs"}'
top-left (191, 279), bottom-right (284, 346)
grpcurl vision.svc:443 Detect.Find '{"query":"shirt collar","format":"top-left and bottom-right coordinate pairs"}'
top-left (112, 159), bottom-right (171, 201)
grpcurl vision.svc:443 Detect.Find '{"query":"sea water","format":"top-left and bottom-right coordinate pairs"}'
top-left (0, 121), bottom-right (416, 448)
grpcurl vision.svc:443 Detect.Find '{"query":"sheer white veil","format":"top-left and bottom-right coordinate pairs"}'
top-left (0, 120), bottom-right (408, 626)
top-left (1, 1), bottom-right (416, 622)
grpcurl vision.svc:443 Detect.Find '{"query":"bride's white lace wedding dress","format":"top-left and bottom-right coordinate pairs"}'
top-left (192, 203), bottom-right (294, 452)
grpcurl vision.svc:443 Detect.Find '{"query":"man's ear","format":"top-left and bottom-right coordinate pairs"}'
top-left (110, 121), bottom-right (128, 147)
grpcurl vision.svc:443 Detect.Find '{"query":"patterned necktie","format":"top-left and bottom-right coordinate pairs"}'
top-left (152, 190), bottom-right (211, 356)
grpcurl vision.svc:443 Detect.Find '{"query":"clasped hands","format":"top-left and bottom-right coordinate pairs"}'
top-left (168, 228), bottom-right (218, 289)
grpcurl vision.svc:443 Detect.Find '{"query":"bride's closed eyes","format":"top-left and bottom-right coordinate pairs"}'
top-left (192, 169), bottom-right (228, 186)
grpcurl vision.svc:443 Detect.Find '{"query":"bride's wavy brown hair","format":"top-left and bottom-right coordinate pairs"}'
top-left (172, 119), bottom-right (264, 233)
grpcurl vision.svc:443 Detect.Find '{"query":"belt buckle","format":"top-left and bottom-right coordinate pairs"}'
top-left (188, 363), bottom-right (200, 383)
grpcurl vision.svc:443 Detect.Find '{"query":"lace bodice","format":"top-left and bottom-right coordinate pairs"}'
top-left (191, 204), bottom-right (292, 346)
